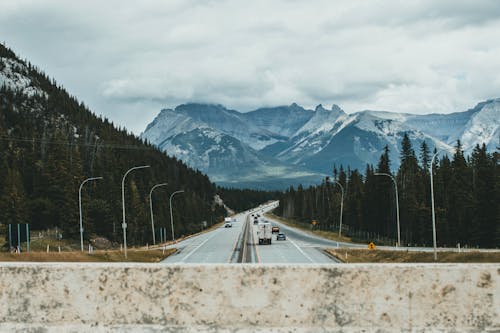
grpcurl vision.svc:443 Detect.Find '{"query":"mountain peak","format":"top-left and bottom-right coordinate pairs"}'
top-left (175, 103), bottom-right (226, 112)
top-left (142, 98), bottom-right (498, 189)
top-left (315, 104), bottom-right (326, 112)
top-left (313, 103), bottom-right (345, 115)
top-left (331, 104), bottom-right (343, 113)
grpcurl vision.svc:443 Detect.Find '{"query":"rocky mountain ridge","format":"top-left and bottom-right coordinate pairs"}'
top-left (142, 100), bottom-right (499, 189)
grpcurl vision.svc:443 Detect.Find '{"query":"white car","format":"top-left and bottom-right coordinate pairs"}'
top-left (224, 222), bottom-right (232, 228)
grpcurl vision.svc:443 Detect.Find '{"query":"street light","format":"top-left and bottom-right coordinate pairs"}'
top-left (78, 177), bottom-right (103, 252)
top-left (374, 173), bottom-right (401, 247)
top-left (169, 190), bottom-right (185, 243)
top-left (122, 165), bottom-right (150, 258)
top-left (332, 180), bottom-right (344, 238)
top-left (430, 150), bottom-right (444, 261)
top-left (149, 183), bottom-right (168, 245)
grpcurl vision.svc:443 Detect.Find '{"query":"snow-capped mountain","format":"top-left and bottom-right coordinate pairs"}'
top-left (141, 99), bottom-right (500, 189)
top-left (142, 104), bottom-right (323, 189)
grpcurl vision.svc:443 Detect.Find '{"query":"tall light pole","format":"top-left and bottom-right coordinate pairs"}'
top-left (149, 183), bottom-right (168, 245)
top-left (374, 173), bottom-right (401, 247)
top-left (332, 180), bottom-right (344, 238)
top-left (429, 151), bottom-right (443, 261)
top-left (78, 177), bottom-right (103, 252)
top-left (122, 165), bottom-right (150, 258)
top-left (169, 190), bottom-right (185, 243)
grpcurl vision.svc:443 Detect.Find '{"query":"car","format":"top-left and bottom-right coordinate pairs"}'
top-left (276, 233), bottom-right (286, 241)
top-left (224, 222), bottom-right (232, 228)
top-left (271, 226), bottom-right (279, 233)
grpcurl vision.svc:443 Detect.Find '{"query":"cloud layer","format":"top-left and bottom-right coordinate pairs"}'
top-left (1, 0), bottom-right (500, 133)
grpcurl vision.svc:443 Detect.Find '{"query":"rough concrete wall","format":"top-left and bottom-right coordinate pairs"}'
top-left (0, 263), bottom-right (498, 332)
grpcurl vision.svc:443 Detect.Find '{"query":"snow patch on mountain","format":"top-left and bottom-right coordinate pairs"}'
top-left (0, 57), bottom-right (47, 98)
top-left (458, 98), bottom-right (500, 152)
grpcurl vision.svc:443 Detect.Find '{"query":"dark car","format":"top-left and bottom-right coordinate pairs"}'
top-left (276, 233), bottom-right (286, 241)
top-left (271, 226), bottom-right (279, 233)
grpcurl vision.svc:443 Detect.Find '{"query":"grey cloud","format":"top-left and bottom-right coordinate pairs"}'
top-left (1, 0), bottom-right (499, 134)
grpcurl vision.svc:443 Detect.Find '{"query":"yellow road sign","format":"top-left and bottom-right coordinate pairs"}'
top-left (368, 242), bottom-right (376, 250)
top-left (312, 220), bottom-right (317, 226)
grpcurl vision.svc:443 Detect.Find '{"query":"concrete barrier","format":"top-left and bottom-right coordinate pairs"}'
top-left (0, 263), bottom-right (498, 332)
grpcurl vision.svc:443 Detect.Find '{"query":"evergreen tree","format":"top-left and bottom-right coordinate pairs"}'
top-left (420, 141), bottom-right (431, 171)
top-left (448, 140), bottom-right (474, 245)
top-left (397, 133), bottom-right (422, 245)
top-left (470, 144), bottom-right (497, 247)
top-left (0, 167), bottom-right (28, 227)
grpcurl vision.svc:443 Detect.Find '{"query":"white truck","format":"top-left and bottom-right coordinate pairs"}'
top-left (257, 222), bottom-right (272, 245)
top-left (224, 217), bottom-right (232, 228)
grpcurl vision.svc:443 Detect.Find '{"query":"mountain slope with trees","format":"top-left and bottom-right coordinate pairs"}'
top-left (0, 44), bottom-right (227, 248)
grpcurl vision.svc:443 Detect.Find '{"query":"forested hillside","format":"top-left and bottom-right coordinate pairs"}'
top-left (276, 135), bottom-right (499, 248)
top-left (0, 44), bottom-right (226, 248)
top-left (217, 187), bottom-right (280, 212)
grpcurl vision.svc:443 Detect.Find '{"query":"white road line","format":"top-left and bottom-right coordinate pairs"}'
top-left (288, 237), bottom-right (315, 263)
top-left (180, 229), bottom-right (220, 263)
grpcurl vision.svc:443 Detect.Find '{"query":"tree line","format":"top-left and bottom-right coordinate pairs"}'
top-left (217, 187), bottom-right (280, 212)
top-left (0, 44), bottom-right (226, 249)
top-left (275, 134), bottom-right (499, 248)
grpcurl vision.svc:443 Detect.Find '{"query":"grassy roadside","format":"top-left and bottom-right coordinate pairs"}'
top-left (1, 220), bottom-right (225, 262)
top-left (0, 248), bottom-right (176, 262)
top-left (326, 248), bottom-right (500, 263)
top-left (265, 212), bottom-right (355, 243)
top-left (150, 220), bottom-right (225, 249)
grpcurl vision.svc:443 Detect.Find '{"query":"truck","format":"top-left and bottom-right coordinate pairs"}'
top-left (257, 222), bottom-right (272, 245)
top-left (224, 217), bottom-right (232, 228)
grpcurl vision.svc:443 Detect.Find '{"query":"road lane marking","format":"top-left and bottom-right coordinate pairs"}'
top-left (180, 229), bottom-right (221, 263)
top-left (288, 237), bottom-right (315, 263)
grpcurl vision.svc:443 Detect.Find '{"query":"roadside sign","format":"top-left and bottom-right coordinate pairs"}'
top-left (311, 220), bottom-right (317, 226)
top-left (368, 242), bottom-right (376, 250)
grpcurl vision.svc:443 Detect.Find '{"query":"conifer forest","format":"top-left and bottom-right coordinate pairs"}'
top-left (276, 135), bottom-right (499, 248)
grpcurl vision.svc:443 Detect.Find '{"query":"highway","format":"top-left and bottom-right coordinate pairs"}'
top-left (250, 213), bottom-right (340, 263)
top-left (162, 201), bottom-right (344, 264)
top-left (162, 212), bottom-right (246, 263)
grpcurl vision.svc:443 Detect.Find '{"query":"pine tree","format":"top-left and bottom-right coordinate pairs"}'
top-left (397, 133), bottom-right (422, 245)
top-left (420, 141), bottom-right (431, 171)
top-left (470, 144), bottom-right (496, 247)
top-left (127, 180), bottom-right (148, 246)
top-left (448, 140), bottom-right (473, 245)
top-left (0, 167), bottom-right (28, 227)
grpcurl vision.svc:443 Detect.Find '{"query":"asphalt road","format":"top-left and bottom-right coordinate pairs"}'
top-left (161, 212), bottom-right (246, 263)
top-left (162, 200), bottom-right (497, 264)
top-left (251, 214), bottom-right (344, 264)
top-left (162, 201), bottom-right (346, 264)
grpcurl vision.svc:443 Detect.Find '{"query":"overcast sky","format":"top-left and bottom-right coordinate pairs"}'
top-left (1, 0), bottom-right (500, 134)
